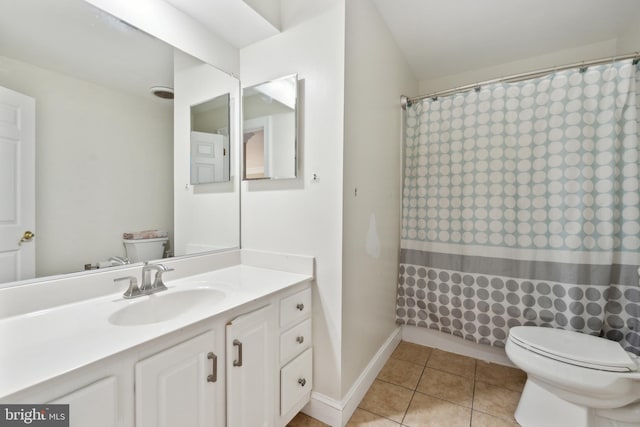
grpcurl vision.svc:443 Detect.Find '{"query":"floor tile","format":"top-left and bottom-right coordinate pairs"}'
top-left (403, 392), bottom-right (471, 427)
top-left (416, 367), bottom-right (473, 407)
top-left (290, 347), bottom-right (524, 427)
top-left (473, 381), bottom-right (520, 422)
top-left (286, 412), bottom-right (330, 427)
top-left (391, 341), bottom-right (432, 366)
top-left (358, 379), bottom-right (414, 423)
top-left (378, 357), bottom-right (424, 390)
top-left (471, 410), bottom-right (520, 427)
top-left (346, 408), bottom-right (401, 426)
top-left (426, 349), bottom-right (476, 379)
top-left (475, 361), bottom-right (527, 392)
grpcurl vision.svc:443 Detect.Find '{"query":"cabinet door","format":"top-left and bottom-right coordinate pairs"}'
top-left (226, 304), bottom-right (276, 427)
top-left (135, 330), bottom-right (221, 427)
top-left (49, 377), bottom-right (118, 427)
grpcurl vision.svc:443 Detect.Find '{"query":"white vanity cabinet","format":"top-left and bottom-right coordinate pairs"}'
top-left (226, 304), bottom-right (277, 427)
top-left (135, 330), bottom-right (223, 427)
top-left (2, 277), bottom-right (313, 427)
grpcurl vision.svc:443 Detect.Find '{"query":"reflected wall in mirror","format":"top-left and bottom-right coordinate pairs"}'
top-left (190, 93), bottom-right (230, 184)
top-left (0, 0), bottom-right (240, 286)
top-left (174, 51), bottom-right (240, 257)
top-left (242, 74), bottom-right (298, 180)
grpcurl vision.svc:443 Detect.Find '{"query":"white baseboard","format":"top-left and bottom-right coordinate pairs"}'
top-left (303, 392), bottom-right (342, 427)
top-left (402, 324), bottom-right (514, 367)
top-left (303, 326), bottom-right (402, 426)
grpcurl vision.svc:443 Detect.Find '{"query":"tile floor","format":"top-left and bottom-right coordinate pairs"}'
top-left (287, 341), bottom-right (526, 427)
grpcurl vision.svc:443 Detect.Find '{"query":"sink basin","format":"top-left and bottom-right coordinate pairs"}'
top-left (108, 288), bottom-right (226, 326)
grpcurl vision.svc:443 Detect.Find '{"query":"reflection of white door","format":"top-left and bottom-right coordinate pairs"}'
top-left (0, 86), bottom-right (35, 284)
top-left (190, 131), bottom-right (228, 184)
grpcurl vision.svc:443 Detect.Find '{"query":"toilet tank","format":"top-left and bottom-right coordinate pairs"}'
top-left (122, 237), bottom-right (168, 263)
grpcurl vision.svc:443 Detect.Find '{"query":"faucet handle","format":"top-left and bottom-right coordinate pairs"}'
top-left (152, 267), bottom-right (174, 291)
top-left (115, 276), bottom-right (141, 299)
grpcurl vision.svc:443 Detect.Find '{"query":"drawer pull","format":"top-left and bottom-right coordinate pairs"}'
top-left (207, 352), bottom-right (217, 382)
top-left (296, 303), bottom-right (305, 311)
top-left (233, 339), bottom-right (243, 367)
top-left (298, 378), bottom-right (307, 387)
top-left (296, 336), bottom-right (304, 344)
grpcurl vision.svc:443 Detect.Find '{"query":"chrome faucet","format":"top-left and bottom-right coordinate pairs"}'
top-left (140, 262), bottom-right (173, 293)
top-left (114, 262), bottom-right (174, 299)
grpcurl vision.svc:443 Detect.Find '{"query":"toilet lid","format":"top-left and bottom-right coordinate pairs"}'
top-left (509, 326), bottom-right (637, 372)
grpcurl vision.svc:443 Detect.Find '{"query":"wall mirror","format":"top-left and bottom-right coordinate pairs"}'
top-left (242, 74), bottom-right (298, 180)
top-left (190, 94), bottom-right (230, 184)
top-left (0, 0), bottom-right (240, 287)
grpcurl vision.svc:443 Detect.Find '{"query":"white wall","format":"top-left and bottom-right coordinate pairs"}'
top-left (342, 0), bottom-right (417, 396)
top-left (0, 55), bottom-right (173, 277)
top-left (418, 39), bottom-right (619, 94)
top-left (617, 23), bottom-right (640, 54)
top-left (240, 1), bottom-right (346, 400)
top-left (174, 51), bottom-right (240, 255)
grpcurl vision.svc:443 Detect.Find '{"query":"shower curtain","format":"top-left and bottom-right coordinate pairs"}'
top-left (396, 59), bottom-right (640, 355)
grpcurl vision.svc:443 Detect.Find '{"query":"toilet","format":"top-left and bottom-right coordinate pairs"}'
top-left (122, 237), bottom-right (168, 263)
top-left (505, 326), bottom-right (640, 427)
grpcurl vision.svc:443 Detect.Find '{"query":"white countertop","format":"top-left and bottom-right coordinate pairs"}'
top-left (0, 264), bottom-right (311, 399)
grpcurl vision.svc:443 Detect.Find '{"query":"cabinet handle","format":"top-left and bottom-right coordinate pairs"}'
top-left (296, 303), bottom-right (304, 311)
top-left (298, 378), bottom-right (306, 387)
top-left (296, 336), bottom-right (304, 344)
top-left (207, 352), bottom-right (217, 383)
top-left (233, 339), bottom-right (243, 367)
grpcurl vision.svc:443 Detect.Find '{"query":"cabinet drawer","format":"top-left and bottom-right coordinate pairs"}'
top-left (280, 348), bottom-right (312, 415)
top-left (280, 288), bottom-right (311, 328)
top-left (280, 319), bottom-right (311, 364)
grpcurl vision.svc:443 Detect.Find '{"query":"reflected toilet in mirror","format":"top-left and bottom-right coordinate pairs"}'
top-left (242, 74), bottom-right (298, 180)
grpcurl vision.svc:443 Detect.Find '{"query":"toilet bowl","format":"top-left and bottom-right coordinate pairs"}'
top-left (122, 237), bottom-right (168, 263)
top-left (505, 326), bottom-right (640, 427)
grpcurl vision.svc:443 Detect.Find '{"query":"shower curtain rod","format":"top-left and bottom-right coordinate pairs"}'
top-left (401, 51), bottom-right (640, 109)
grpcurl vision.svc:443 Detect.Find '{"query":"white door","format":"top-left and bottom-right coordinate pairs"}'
top-left (0, 86), bottom-right (35, 284)
top-left (135, 331), bottom-right (222, 427)
top-left (190, 131), bottom-right (228, 184)
top-left (226, 305), bottom-right (276, 427)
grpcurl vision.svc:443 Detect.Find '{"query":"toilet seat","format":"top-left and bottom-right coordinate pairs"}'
top-left (509, 327), bottom-right (637, 372)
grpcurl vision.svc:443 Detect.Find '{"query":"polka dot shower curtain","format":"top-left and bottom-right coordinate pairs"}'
top-left (397, 59), bottom-right (640, 355)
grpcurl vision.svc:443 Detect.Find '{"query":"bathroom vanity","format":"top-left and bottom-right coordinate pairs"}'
top-left (0, 249), bottom-right (313, 427)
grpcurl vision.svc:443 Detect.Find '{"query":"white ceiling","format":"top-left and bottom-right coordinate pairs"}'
top-left (4, 0), bottom-right (639, 100)
top-left (161, 0), bottom-right (640, 84)
top-left (162, 0), bottom-right (280, 48)
top-left (371, 0), bottom-right (640, 83)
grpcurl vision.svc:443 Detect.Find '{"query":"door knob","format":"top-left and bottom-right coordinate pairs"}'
top-left (20, 231), bottom-right (35, 244)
